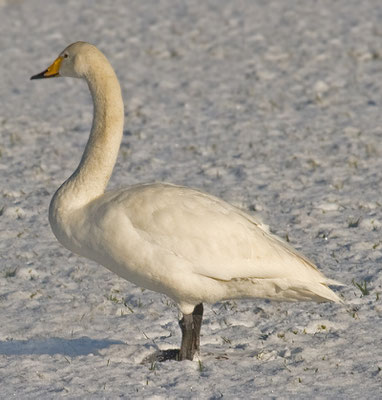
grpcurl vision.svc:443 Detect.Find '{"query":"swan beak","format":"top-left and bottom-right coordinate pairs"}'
top-left (30, 56), bottom-right (63, 80)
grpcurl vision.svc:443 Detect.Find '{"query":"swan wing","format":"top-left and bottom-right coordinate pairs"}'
top-left (116, 183), bottom-right (337, 285)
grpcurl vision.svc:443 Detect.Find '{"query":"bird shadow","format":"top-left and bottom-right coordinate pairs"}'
top-left (0, 336), bottom-right (125, 357)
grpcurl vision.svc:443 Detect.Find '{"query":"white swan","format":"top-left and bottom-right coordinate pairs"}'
top-left (31, 42), bottom-right (342, 361)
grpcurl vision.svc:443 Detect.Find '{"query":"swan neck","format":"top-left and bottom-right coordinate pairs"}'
top-left (55, 63), bottom-right (124, 211)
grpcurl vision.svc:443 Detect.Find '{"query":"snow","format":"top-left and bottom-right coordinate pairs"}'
top-left (1, 0), bottom-right (382, 398)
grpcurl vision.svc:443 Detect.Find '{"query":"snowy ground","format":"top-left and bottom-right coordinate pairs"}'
top-left (1, 0), bottom-right (382, 398)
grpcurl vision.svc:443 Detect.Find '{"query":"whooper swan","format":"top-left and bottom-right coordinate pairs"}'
top-left (31, 42), bottom-right (342, 361)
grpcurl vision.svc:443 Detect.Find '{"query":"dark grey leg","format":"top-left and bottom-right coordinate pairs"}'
top-left (178, 303), bottom-right (204, 361)
top-left (142, 303), bottom-right (204, 363)
top-left (179, 313), bottom-right (194, 361)
top-left (192, 303), bottom-right (203, 353)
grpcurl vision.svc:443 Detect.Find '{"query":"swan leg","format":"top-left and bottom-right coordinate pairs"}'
top-left (192, 303), bottom-right (203, 354)
top-left (178, 303), bottom-right (204, 361)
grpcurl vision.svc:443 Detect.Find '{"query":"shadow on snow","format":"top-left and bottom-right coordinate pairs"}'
top-left (0, 336), bottom-right (125, 356)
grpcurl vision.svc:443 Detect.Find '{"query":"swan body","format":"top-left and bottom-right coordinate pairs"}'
top-left (31, 42), bottom-right (342, 360)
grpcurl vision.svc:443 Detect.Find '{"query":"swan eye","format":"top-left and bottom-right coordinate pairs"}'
top-left (63, 53), bottom-right (69, 59)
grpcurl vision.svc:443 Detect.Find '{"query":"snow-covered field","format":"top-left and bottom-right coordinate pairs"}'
top-left (1, 0), bottom-right (382, 398)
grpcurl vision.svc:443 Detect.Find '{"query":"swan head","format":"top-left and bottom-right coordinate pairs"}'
top-left (31, 42), bottom-right (105, 80)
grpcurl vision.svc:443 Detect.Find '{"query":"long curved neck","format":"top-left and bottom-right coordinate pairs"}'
top-left (55, 63), bottom-right (124, 211)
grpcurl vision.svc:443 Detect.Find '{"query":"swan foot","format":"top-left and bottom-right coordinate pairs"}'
top-left (142, 349), bottom-right (180, 363)
top-left (178, 303), bottom-right (204, 361)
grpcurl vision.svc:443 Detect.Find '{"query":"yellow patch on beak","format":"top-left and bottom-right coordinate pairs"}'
top-left (44, 56), bottom-right (63, 77)
top-left (30, 56), bottom-right (63, 80)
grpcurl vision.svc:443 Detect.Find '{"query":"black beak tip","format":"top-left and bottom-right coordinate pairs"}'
top-left (30, 70), bottom-right (48, 80)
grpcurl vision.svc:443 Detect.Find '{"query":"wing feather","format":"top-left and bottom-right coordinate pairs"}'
top-left (119, 183), bottom-right (337, 285)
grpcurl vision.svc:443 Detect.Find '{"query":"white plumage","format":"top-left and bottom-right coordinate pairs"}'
top-left (31, 42), bottom-right (342, 360)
